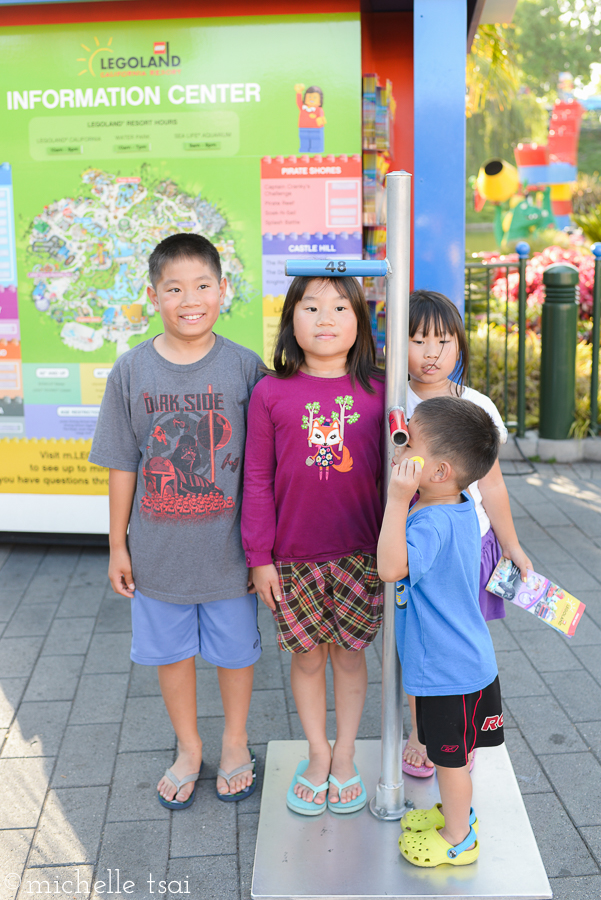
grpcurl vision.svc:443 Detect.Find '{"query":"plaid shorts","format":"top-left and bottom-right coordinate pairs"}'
top-left (274, 553), bottom-right (383, 653)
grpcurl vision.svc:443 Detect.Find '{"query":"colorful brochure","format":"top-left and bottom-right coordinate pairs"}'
top-left (486, 557), bottom-right (586, 638)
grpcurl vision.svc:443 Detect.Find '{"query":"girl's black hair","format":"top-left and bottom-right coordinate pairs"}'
top-left (409, 289), bottom-right (469, 389)
top-left (270, 276), bottom-right (382, 394)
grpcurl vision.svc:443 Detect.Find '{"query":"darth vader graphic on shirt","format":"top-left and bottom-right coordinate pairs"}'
top-left (140, 385), bottom-right (238, 521)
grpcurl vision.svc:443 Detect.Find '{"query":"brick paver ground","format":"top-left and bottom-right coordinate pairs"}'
top-left (1, 461), bottom-right (601, 899)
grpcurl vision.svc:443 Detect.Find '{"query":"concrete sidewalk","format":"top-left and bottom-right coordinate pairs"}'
top-left (1, 461), bottom-right (601, 899)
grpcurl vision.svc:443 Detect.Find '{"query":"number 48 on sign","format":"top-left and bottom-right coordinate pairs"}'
top-left (284, 259), bottom-right (389, 277)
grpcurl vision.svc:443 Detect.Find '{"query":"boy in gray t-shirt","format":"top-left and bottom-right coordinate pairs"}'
top-left (90, 233), bottom-right (262, 810)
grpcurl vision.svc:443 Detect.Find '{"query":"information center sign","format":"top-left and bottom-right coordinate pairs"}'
top-left (0, 14), bottom-right (360, 507)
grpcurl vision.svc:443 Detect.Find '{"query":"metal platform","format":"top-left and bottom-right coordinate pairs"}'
top-left (251, 740), bottom-right (552, 900)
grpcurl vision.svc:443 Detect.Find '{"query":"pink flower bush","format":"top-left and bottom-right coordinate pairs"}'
top-left (489, 247), bottom-right (595, 321)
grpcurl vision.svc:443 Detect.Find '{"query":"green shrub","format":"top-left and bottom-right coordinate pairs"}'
top-left (468, 323), bottom-right (540, 429)
top-left (572, 205), bottom-right (601, 244)
top-left (572, 174), bottom-right (601, 216)
top-left (468, 322), bottom-right (601, 437)
top-left (571, 338), bottom-right (601, 439)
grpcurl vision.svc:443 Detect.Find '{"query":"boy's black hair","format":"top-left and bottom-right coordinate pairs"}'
top-left (148, 233), bottom-right (222, 288)
top-left (304, 85), bottom-right (324, 106)
top-left (411, 396), bottom-right (499, 490)
top-left (409, 290), bottom-right (469, 389)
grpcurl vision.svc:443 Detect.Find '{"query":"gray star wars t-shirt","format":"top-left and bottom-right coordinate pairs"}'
top-left (89, 335), bottom-right (262, 604)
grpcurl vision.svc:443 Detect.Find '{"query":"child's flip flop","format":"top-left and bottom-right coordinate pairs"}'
top-left (401, 744), bottom-right (435, 778)
top-left (401, 803), bottom-right (478, 833)
top-left (216, 748), bottom-right (257, 802)
top-left (327, 766), bottom-right (367, 814)
top-left (286, 760), bottom-right (329, 816)
top-left (400, 825), bottom-right (479, 867)
top-left (157, 760), bottom-right (203, 810)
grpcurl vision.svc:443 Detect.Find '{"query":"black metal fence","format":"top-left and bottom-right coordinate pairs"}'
top-left (465, 241), bottom-right (601, 441)
top-left (464, 243), bottom-right (529, 437)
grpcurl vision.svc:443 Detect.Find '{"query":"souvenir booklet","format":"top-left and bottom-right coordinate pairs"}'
top-left (486, 557), bottom-right (585, 638)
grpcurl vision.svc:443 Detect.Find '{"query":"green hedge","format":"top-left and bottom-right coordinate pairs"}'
top-left (468, 322), bottom-right (599, 438)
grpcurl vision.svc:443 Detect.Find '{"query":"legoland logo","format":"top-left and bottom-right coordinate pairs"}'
top-left (481, 714), bottom-right (504, 731)
top-left (76, 36), bottom-right (181, 77)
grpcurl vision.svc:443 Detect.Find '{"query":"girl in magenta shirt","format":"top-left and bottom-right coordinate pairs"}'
top-left (242, 275), bottom-right (384, 815)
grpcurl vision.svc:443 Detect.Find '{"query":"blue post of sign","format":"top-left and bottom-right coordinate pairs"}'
top-left (413, 0), bottom-right (466, 312)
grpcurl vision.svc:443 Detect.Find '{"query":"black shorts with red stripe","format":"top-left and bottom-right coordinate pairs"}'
top-left (415, 675), bottom-right (504, 768)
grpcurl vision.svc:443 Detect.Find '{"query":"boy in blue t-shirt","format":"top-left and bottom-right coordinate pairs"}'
top-left (378, 396), bottom-right (504, 868)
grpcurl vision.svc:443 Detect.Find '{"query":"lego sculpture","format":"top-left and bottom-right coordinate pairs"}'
top-left (474, 97), bottom-right (584, 246)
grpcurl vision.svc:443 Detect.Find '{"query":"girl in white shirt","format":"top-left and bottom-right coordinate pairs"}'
top-left (401, 289), bottom-right (531, 777)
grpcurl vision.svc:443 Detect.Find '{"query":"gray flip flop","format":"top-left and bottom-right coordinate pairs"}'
top-left (216, 748), bottom-right (257, 802)
top-left (158, 761), bottom-right (203, 810)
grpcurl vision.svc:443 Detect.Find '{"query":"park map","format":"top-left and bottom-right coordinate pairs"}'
top-left (25, 167), bottom-right (248, 356)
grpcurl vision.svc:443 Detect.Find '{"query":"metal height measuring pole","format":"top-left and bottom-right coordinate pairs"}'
top-left (369, 170), bottom-right (413, 821)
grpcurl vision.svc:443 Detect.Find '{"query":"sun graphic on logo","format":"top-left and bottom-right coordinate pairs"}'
top-left (77, 36), bottom-right (114, 77)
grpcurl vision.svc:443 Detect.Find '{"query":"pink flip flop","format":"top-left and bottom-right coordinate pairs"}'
top-left (402, 744), bottom-right (435, 778)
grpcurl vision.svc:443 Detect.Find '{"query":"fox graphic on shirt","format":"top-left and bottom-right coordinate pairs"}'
top-left (302, 396), bottom-right (359, 481)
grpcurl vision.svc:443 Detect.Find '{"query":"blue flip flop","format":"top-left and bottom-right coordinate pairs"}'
top-left (157, 760), bottom-right (203, 810)
top-left (286, 760), bottom-right (329, 816)
top-left (216, 748), bottom-right (257, 802)
top-left (327, 765), bottom-right (367, 814)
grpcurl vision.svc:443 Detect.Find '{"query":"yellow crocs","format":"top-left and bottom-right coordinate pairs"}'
top-left (399, 825), bottom-right (479, 868)
top-left (401, 803), bottom-right (479, 834)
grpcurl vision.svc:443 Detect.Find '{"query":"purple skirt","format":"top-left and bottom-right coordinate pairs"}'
top-left (480, 527), bottom-right (504, 621)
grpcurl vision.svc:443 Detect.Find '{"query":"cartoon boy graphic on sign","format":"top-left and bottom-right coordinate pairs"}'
top-left (294, 83), bottom-right (326, 153)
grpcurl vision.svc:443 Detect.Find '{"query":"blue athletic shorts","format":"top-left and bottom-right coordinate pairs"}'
top-left (130, 590), bottom-right (262, 668)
